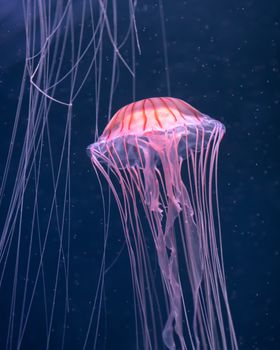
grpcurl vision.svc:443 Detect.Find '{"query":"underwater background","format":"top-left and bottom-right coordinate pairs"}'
top-left (0, 0), bottom-right (279, 349)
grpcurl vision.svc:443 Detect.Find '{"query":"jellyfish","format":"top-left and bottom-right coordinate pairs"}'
top-left (87, 97), bottom-right (238, 350)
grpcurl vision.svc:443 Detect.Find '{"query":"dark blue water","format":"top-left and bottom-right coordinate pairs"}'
top-left (0, 0), bottom-right (279, 349)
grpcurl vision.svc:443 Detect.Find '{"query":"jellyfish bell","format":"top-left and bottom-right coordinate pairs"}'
top-left (88, 97), bottom-right (225, 168)
top-left (87, 97), bottom-right (237, 350)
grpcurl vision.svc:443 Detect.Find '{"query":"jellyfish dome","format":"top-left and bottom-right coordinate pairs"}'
top-left (88, 97), bottom-right (238, 350)
top-left (89, 97), bottom-right (224, 167)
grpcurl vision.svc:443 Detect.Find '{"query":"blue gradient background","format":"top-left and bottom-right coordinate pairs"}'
top-left (0, 0), bottom-right (279, 349)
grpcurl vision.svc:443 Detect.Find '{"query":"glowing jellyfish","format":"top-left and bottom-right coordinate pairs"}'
top-left (87, 97), bottom-right (238, 350)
